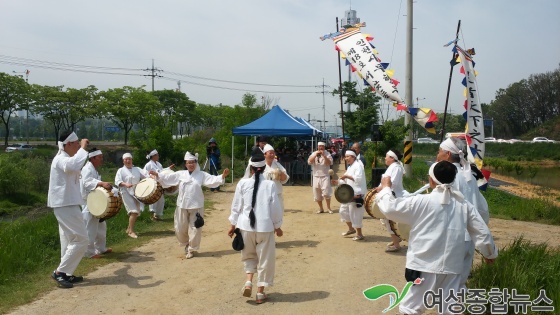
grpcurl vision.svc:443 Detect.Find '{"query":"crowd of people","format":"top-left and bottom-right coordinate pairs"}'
top-left (47, 131), bottom-right (497, 311)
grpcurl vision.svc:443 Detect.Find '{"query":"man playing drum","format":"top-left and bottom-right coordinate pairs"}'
top-left (308, 141), bottom-right (334, 214)
top-left (115, 153), bottom-right (150, 239)
top-left (48, 130), bottom-right (89, 289)
top-left (375, 161), bottom-right (497, 314)
top-left (152, 151), bottom-right (229, 259)
top-left (144, 149), bottom-right (174, 221)
top-left (81, 148), bottom-right (115, 259)
top-left (337, 150), bottom-right (367, 241)
top-left (375, 149), bottom-right (405, 252)
top-left (437, 137), bottom-right (490, 290)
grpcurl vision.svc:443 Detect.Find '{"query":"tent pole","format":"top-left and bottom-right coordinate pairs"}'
top-left (231, 136), bottom-right (234, 183)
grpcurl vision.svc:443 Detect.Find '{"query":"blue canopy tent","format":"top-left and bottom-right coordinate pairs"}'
top-left (231, 105), bottom-right (318, 184)
top-left (233, 105), bottom-right (318, 136)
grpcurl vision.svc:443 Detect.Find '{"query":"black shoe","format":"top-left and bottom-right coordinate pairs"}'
top-left (51, 271), bottom-right (73, 288)
top-left (67, 275), bottom-right (84, 283)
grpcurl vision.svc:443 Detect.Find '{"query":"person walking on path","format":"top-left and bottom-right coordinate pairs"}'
top-left (48, 130), bottom-right (89, 289)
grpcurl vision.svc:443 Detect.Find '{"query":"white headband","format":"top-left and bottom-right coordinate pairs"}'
top-left (122, 153), bottom-right (132, 159)
top-left (318, 142), bottom-right (326, 146)
top-left (263, 144), bottom-right (274, 153)
top-left (57, 132), bottom-right (78, 151)
top-left (428, 162), bottom-right (464, 204)
top-left (146, 149), bottom-right (158, 160)
top-left (387, 150), bottom-right (406, 174)
top-left (250, 159), bottom-right (266, 168)
top-left (440, 138), bottom-right (472, 182)
top-left (88, 150), bottom-right (102, 158)
top-left (387, 150), bottom-right (399, 161)
top-left (184, 151), bottom-right (199, 161)
top-left (345, 150), bottom-right (356, 157)
top-left (428, 162), bottom-right (442, 185)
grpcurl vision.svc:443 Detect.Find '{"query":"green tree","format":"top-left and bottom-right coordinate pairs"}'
top-left (332, 81), bottom-right (381, 141)
top-left (0, 73), bottom-right (29, 145)
top-left (30, 85), bottom-right (67, 144)
top-left (64, 86), bottom-right (99, 132)
top-left (151, 89), bottom-right (196, 136)
top-left (99, 86), bottom-right (158, 145)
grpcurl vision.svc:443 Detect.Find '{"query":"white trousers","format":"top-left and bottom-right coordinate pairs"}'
top-left (174, 207), bottom-right (202, 252)
top-left (312, 176), bottom-right (332, 201)
top-left (81, 206), bottom-right (108, 257)
top-left (339, 202), bottom-right (364, 228)
top-left (240, 230), bottom-right (276, 287)
top-left (54, 206), bottom-right (88, 275)
top-left (121, 189), bottom-right (144, 214)
top-left (148, 195), bottom-right (165, 216)
top-left (399, 272), bottom-right (462, 315)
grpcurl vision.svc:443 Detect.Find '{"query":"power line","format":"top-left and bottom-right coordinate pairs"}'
top-left (0, 55), bottom-right (144, 72)
top-left (164, 70), bottom-right (318, 88)
top-left (0, 53), bottom-right (327, 93)
top-left (159, 76), bottom-right (319, 94)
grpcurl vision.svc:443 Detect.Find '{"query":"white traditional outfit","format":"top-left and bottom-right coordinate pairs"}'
top-left (378, 151), bottom-right (405, 239)
top-left (308, 144), bottom-right (333, 202)
top-left (229, 168), bottom-right (283, 287)
top-left (48, 132), bottom-right (89, 277)
top-left (375, 162), bottom-right (498, 314)
top-left (143, 150), bottom-right (167, 218)
top-left (440, 138), bottom-right (490, 290)
top-left (115, 156), bottom-right (149, 214)
top-left (338, 151), bottom-right (367, 229)
top-left (80, 152), bottom-right (112, 258)
top-left (156, 152), bottom-right (224, 255)
top-left (262, 144), bottom-right (289, 210)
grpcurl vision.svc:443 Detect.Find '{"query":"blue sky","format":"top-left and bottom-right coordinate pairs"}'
top-left (1, 0), bottom-right (558, 133)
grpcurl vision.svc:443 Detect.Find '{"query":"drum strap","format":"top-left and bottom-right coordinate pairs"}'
top-left (388, 220), bottom-right (401, 239)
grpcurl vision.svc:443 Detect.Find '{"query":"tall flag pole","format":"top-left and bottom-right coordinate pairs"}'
top-left (440, 20), bottom-right (462, 142)
top-left (336, 17), bottom-right (346, 142)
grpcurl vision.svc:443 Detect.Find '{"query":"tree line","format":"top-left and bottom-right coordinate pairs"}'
top-left (0, 72), bottom-right (274, 149)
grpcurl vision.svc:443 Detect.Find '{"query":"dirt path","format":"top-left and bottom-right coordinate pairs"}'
top-left (9, 166), bottom-right (560, 315)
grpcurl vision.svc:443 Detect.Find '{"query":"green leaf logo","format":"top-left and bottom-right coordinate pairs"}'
top-left (363, 282), bottom-right (414, 312)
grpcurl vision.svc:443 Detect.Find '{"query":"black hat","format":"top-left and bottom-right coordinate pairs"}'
top-left (251, 147), bottom-right (265, 163)
top-left (257, 135), bottom-right (268, 143)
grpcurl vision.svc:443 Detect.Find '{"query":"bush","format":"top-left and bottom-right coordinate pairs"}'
top-left (0, 153), bottom-right (34, 195)
top-left (469, 237), bottom-right (559, 313)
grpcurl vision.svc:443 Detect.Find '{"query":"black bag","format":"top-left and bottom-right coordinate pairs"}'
top-left (232, 228), bottom-right (244, 251)
top-left (354, 196), bottom-right (364, 208)
top-left (405, 268), bottom-right (422, 284)
top-left (194, 212), bottom-right (205, 228)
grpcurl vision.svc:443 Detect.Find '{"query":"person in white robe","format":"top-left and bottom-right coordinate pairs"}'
top-left (375, 161), bottom-right (498, 314)
top-left (375, 149), bottom-right (406, 251)
top-left (308, 141), bottom-right (334, 214)
top-left (154, 151), bottom-right (229, 259)
top-left (437, 137), bottom-right (490, 290)
top-left (143, 149), bottom-right (174, 221)
top-left (115, 153), bottom-right (149, 239)
top-left (48, 131), bottom-right (89, 288)
top-left (80, 148), bottom-right (114, 258)
top-left (228, 150), bottom-right (283, 305)
top-left (262, 144), bottom-right (289, 210)
top-left (337, 150), bottom-right (367, 241)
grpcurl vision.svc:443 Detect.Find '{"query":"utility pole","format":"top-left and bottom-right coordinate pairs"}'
top-left (143, 59), bottom-right (162, 91)
top-left (404, 0), bottom-right (413, 177)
